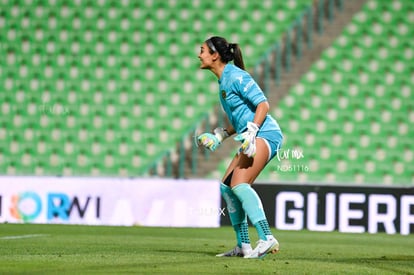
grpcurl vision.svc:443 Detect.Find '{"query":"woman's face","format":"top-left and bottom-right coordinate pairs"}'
top-left (198, 42), bottom-right (216, 69)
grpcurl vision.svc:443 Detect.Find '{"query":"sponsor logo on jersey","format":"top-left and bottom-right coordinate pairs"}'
top-left (243, 79), bottom-right (255, 92)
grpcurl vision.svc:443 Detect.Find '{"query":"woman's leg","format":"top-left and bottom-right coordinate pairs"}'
top-left (229, 138), bottom-right (279, 258)
top-left (229, 138), bottom-right (270, 185)
top-left (216, 154), bottom-right (252, 257)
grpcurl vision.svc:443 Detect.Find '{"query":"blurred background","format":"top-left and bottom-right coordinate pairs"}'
top-left (0, 0), bottom-right (413, 187)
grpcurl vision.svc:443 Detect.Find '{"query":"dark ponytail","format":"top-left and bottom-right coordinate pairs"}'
top-left (206, 36), bottom-right (245, 70)
top-left (229, 43), bottom-right (245, 70)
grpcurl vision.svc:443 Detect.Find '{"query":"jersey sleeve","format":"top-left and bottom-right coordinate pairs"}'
top-left (232, 71), bottom-right (267, 107)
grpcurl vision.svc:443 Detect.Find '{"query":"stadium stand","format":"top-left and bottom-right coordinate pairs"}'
top-left (0, 0), bottom-right (313, 176)
top-left (245, 0), bottom-right (413, 185)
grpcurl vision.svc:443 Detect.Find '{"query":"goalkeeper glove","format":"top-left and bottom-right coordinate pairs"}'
top-left (197, 127), bottom-right (229, 152)
top-left (234, 122), bottom-right (259, 158)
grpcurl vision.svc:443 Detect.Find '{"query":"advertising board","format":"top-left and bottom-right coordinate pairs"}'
top-left (0, 176), bottom-right (221, 227)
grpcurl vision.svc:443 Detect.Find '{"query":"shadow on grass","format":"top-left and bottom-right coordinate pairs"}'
top-left (288, 254), bottom-right (414, 274)
top-left (155, 248), bottom-right (218, 257)
top-left (305, 254), bottom-right (414, 263)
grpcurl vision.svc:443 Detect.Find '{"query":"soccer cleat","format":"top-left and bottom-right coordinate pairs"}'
top-left (216, 244), bottom-right (252, 257)
top-left (243, 236), bottom-right (279, 259)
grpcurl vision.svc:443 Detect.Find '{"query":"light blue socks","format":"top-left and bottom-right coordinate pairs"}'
top-left (232, 183), bottom-right (273, 241)
top-left (220, 183), bottom-right (250, 246)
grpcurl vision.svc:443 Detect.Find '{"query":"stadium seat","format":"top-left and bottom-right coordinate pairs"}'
top-left (0, 0), bottom-right (330, 177)
top-left (251, 0), bottom-right (414, 184)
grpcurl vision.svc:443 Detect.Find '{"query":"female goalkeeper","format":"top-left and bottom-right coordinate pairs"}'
top-left (197, 36), bottom-right (283, 259)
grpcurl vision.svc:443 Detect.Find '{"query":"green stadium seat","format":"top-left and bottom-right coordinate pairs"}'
top-left (254, 0), bottom-right (414, 184)
top-left (2, 0), bottom-right (370, 179)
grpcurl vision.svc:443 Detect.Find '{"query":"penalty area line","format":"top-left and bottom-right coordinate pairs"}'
top-left (0, 234), bottom-right (50, 240)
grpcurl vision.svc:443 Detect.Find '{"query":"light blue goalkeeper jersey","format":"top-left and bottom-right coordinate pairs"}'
top-left (218, 64), bottom-right (281, 134)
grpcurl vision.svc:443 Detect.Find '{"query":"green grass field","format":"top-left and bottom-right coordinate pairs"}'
top-left (0, 224), bottom-right (413, 274)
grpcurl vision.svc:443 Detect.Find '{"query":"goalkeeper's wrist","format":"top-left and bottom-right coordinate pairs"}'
top-left (214, 127), bottom-right (229, 142)
top-left (247, 121), bottom-right (260, 133)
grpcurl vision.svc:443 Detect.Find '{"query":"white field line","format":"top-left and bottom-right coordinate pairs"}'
top-left (0, 234), bottom-right (49, 240)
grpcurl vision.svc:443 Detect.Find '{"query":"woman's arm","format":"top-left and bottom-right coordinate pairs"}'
top-left (253, 101), bottom-right (269, 127)
top-left (225, 124), bottom-right (236, 136)
top-left (224, 101), bottom-right (269, 135)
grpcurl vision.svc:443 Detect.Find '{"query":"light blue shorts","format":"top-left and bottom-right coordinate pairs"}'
top-left (257, 130), bottom-right (283, 162)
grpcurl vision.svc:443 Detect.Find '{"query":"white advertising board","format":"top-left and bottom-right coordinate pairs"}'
top-left (0, 176), bottom-right (221, 227)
